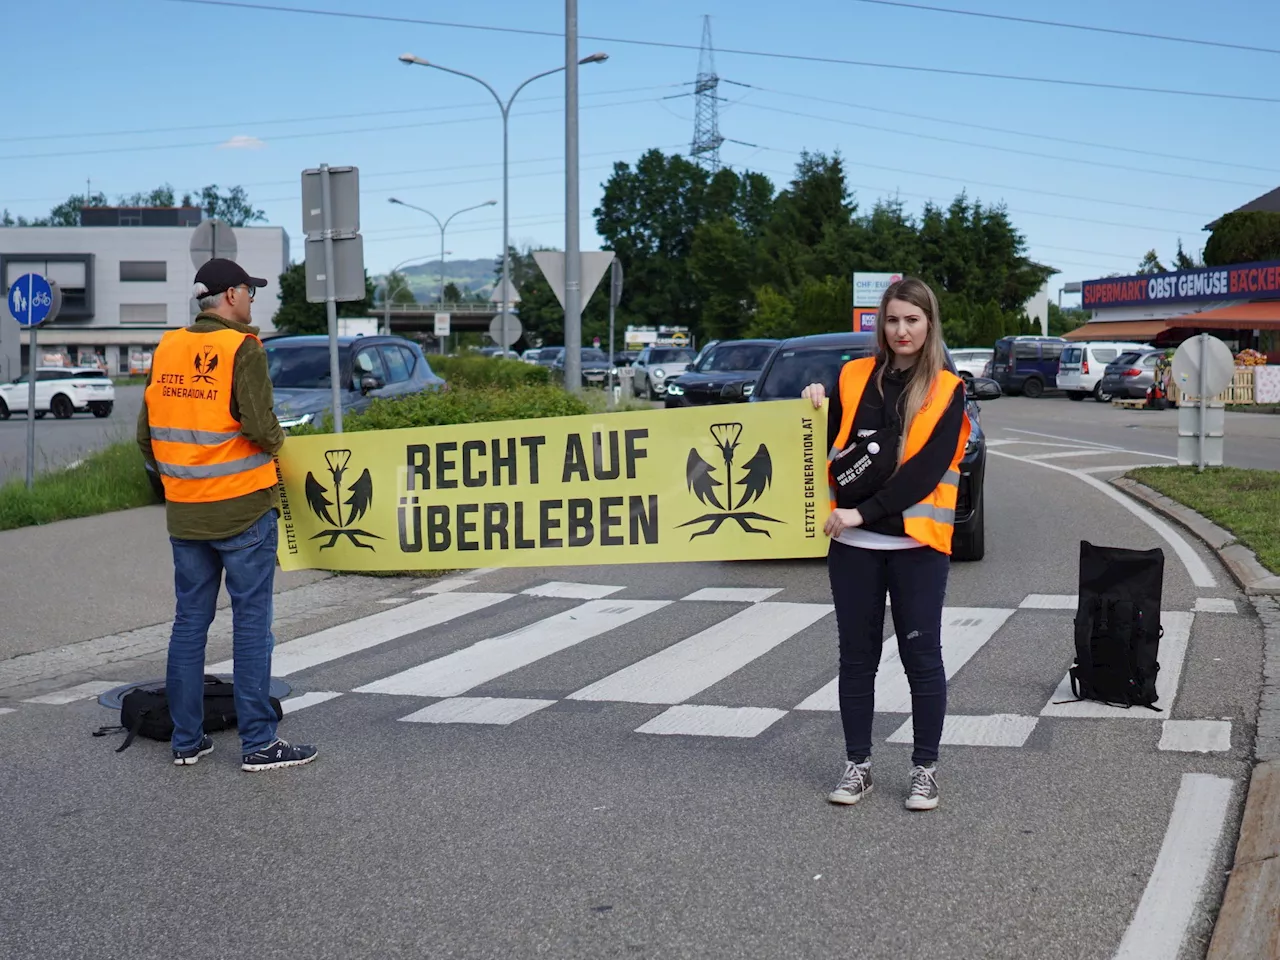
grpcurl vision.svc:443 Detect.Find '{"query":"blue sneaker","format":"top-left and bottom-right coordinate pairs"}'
top-left (241, 738), bottom-right (318, 772)
top-left (173, 735), bottom-right (214, 766)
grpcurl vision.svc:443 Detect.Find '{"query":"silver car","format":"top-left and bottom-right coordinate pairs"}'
top-left (632, 346), bottom-right (697, 399)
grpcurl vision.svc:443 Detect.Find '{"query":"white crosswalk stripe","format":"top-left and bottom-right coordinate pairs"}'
top-left (793, 607), bottom-right (1013, 713)
top-left (569, 602), bottom-right (830, 706)
top-left (22, 680), bottom-right (117, 705)
top-left (210, 591), bottom-right (514, 677)
top-left (355, 599), bottom-right (670, 698)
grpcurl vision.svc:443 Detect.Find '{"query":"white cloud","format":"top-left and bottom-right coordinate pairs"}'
top-left (217, 135), bottom-right (265, 151)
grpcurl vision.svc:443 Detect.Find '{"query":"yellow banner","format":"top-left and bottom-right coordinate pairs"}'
top-left (274, 400), bottom-right (830, 572)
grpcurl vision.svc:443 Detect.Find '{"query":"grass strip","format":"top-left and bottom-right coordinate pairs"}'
top-left (1128, 466), bottom-right (1280, 575)
top-left (0, 441), bottom-right (155, 531)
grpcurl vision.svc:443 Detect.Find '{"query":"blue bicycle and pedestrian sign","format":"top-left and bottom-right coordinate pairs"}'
top-left (8, 272), bottom-right (55, 328)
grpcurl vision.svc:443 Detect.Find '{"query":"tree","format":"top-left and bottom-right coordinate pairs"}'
top-left (272, 262), bottom-right (376, 334)
top-left (1203, 211), bottom-right (1280, 266)
top-left (1048, 302), bottom-right (1088, 336)
top-left (199, 184), bottom-right (266, 226)
top-left (442, 282), bottom-right (463, 302)
top-left (119, 184), bottom-right (176, 207)
top-left (1136, 249), bottom-right (1168, 274)
top-left (380, 270), bottom-right (416, 305)
top-left (1173, 239), bottom-right (1198, 271)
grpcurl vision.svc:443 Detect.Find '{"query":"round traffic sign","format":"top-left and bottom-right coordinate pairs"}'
top-left (7, 273), bottom-right (55, 328)
top-left (489, 312), bottom-right (523, 347)
top-left (189, 218), bottom-right (237, 268)
top-left (1172, 334), bottom-right (1236, 399)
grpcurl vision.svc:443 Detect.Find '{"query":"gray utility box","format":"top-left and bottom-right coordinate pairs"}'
top-left (1177, 403), bottom-right (1225, 466)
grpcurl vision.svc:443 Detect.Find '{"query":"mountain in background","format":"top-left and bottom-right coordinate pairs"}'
top-left (373, 258), bottom-right (495, 301)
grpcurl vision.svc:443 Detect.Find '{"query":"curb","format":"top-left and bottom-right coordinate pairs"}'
top-left (1111, 477), bottom-right (1280, 958)
top-left (1110, 477), bottom-right (1280, 596)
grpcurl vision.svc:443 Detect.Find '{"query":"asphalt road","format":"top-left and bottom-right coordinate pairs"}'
top-left (0, 385), bottom-right (143, 483)
top-left (0, 400), bottom-right (1266, 960)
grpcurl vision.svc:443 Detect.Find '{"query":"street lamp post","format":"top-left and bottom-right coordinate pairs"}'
top-left (398, 52), bottom-right (608, 368)
top-left (389, 198), bottom-right (496, 309)
top-left (378, 254), bottom-right (441, 336)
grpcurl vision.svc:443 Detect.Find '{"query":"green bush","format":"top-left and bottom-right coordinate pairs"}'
top-left (299, 384), bottom-right (591, 434)
top-left (430, 355), bottom-right (550, 388)
top-left (0, 442), bottom-right (156, 531)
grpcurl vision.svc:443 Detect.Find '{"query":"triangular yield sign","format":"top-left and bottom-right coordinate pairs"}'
top-left (533, 250), bottom-right (615, 310)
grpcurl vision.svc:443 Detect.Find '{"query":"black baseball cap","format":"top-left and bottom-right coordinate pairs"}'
top-left (193, 258), bottom-right (268, 298)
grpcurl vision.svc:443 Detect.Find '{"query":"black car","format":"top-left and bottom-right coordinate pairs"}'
top-left (550, 347), bottom-right (615, 388)
top-left (750, 332), bottom-right (1001, 561)
top-left (664, 338), bottom-right (778, 407)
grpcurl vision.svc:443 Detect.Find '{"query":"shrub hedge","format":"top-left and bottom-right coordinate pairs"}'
top-left (429, 355), bottom-right (550, 388)
top-left (295, 383), bottom-right (591, 434)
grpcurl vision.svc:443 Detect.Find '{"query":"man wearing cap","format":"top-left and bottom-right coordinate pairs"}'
top-left (137, 258), bottom-right (317, 772)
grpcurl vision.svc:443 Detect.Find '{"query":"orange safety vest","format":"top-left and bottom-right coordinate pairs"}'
top-left (827, 357), bottom-right (971, 555)
top-left (145, 328), bottom-right (278, 503)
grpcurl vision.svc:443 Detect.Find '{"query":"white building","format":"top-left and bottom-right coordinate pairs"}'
top-left (0, 214), bottom-right (288, 380)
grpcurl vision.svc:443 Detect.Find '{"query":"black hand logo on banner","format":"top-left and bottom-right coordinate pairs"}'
top-left (192, 347), bottom-right (219, 384)
top-left (304, 449), bottom-right (384, 550)
top-left (679, 422), bottom-right (782, 539)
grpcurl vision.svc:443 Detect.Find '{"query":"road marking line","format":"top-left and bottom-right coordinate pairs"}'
top-left (1159, 720), bottom-right (1232, 753)
top-left (1004, 428), bottom-right (1177, 461)
top-left (377, 598), bottom-right (411, 605)
top-left (0, 707), bottom-right (15, 716)
top-left (887, 713), bottom-right (1039, 748)
top-left (210, 591), bottom-right (514, 677)
top-left (681, 587), bottom-right (783, 603)
top-left (1020, 594), bottom-right (1078, 610)
top-left (413, 579), bottom-right (478, 594)
top-left (1024, 449), bottom-right (1126, 460)
top-left (1193, 597), bottom-right (1238, 614)
top-left (1077, 463), bottom-right (1173, 475)
top-left (522, 582), bottom-right (625, 600)
top-left (355, 599), bottom-right (670, 698)
top-left (989, 450), bottom-right (1216, 588)
top-left (568, 602), bottom-right (831, 705)
top-left (1041, 612), bottom-right (1194, 719)
top-left (281, 691), bottom-right (342, 714)
top-left (1112, 773), bottom-right (1233, 960)
top-left (795, 607), bottom-right (1013, 712)
top-left (22, 680), bottom-right (117, 705)
top-left (635, 705), bottom-right (788, 738)
top-left (399, 696), bottom-right (556, 726)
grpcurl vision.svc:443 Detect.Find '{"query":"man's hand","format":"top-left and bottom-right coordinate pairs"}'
top-left (824, 507), bottom-right (863, 538)
top-left (801, 383), bottom-right (826, 408)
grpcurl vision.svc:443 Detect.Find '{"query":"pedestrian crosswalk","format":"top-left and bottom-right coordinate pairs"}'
top-left (16, 580), bottom-right (1245, 754)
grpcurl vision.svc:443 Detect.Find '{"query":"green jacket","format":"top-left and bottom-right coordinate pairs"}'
top-left (137, 313), bottom-right (285, 541)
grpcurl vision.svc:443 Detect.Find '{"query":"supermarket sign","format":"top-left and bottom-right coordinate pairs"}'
top-left (1082, 259), bottom-right (1280, 309)
top-left (852, 271), bottom-right (903, 308)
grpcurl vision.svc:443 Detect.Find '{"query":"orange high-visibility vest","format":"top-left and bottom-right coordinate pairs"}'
top-left (145, 328), bottom-right (278, 503)
top-left (827, 357), bottom-right (970, 555)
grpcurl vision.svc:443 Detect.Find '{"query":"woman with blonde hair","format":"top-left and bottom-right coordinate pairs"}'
top-left (802, 276), bottom-right (969, 811)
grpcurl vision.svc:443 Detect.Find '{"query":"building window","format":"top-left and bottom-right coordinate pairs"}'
top-left (118, 211), bottom-right (143, 227)
top-left (120, 303), bottom-right (168, 324)
top-left (119, 260), bottom-right (167, 282)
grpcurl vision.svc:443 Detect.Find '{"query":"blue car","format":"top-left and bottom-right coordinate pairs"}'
top-left (748, 331), bottom-right (1001, 561)
top-left (144, 334), bottom-right (444, 499)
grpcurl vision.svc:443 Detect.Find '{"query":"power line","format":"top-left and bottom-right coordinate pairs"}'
top-left (738, 82), bottom-right (1280, 177)
top-left (739, 101), bottom-right (1271, 190)
top-left (847, 0), bottom-right (1280, 56)
top-left (163, 0), bottom-right (1280, 106)
top-left (0, 84), bottom-right (683, 145)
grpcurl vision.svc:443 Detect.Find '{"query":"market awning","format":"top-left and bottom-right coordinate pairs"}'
top-left (1063, 320), bottom-right (1172, 341)
top-left (1165, 300), bottom-right (1280, 330)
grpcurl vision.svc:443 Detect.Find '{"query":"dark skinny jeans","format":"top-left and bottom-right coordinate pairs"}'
top-left (827, 540), bottom-right (950, 767)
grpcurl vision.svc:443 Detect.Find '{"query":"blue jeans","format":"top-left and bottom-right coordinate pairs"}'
top-left (167, 509), bottom-right (279, 755)
top-left (827, 540), bottom-right (950, 767)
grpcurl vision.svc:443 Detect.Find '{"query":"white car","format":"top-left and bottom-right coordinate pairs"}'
top-left (632, 346), bottom-right (697, 399)
top-left (0, 366), bottom-right (116, 420)
top-left (949, 348), bottom-right (994, 381)
top-left (1058, 342), bottom-right (1148, 402)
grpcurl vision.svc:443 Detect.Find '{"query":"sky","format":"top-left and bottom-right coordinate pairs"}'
top-left (3, 0), bottom-right (1280, 306)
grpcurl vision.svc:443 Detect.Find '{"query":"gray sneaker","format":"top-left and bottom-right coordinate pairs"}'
top-left (905, 765), bottom-right (939, 811)
top-left (828, 760), bottom-right (873, 805)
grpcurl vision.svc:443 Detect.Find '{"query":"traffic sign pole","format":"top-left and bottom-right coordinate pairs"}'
top-left (8, 272), bottom-right (58, 490)
top-left (320, 164), bottom-right (344, 434)
top-left (26, 300), bottom-right (37, 489)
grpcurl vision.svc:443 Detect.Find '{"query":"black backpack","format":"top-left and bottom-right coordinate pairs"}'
top-left (93, 675), bottom-right (283, 752)
top-left (1065, 541), bottom-right (1165, 711)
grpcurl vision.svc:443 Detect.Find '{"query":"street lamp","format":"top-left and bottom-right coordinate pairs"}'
top-left (398, 52), bottom-right (608, 360)
top-left (388, 197), bottom-right (496, 305)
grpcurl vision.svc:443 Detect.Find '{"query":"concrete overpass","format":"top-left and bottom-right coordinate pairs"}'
top-left (367, 302), bottom-right (509, 337)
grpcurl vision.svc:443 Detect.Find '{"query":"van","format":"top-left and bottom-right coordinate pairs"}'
top-left (990, 336), bottom-right (1069, 398)
top-left (1057, 341), bottom-right (1148, 402)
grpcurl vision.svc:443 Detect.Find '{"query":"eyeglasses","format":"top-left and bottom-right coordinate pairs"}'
top-left (235, 284), bottom-right (256, 302)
